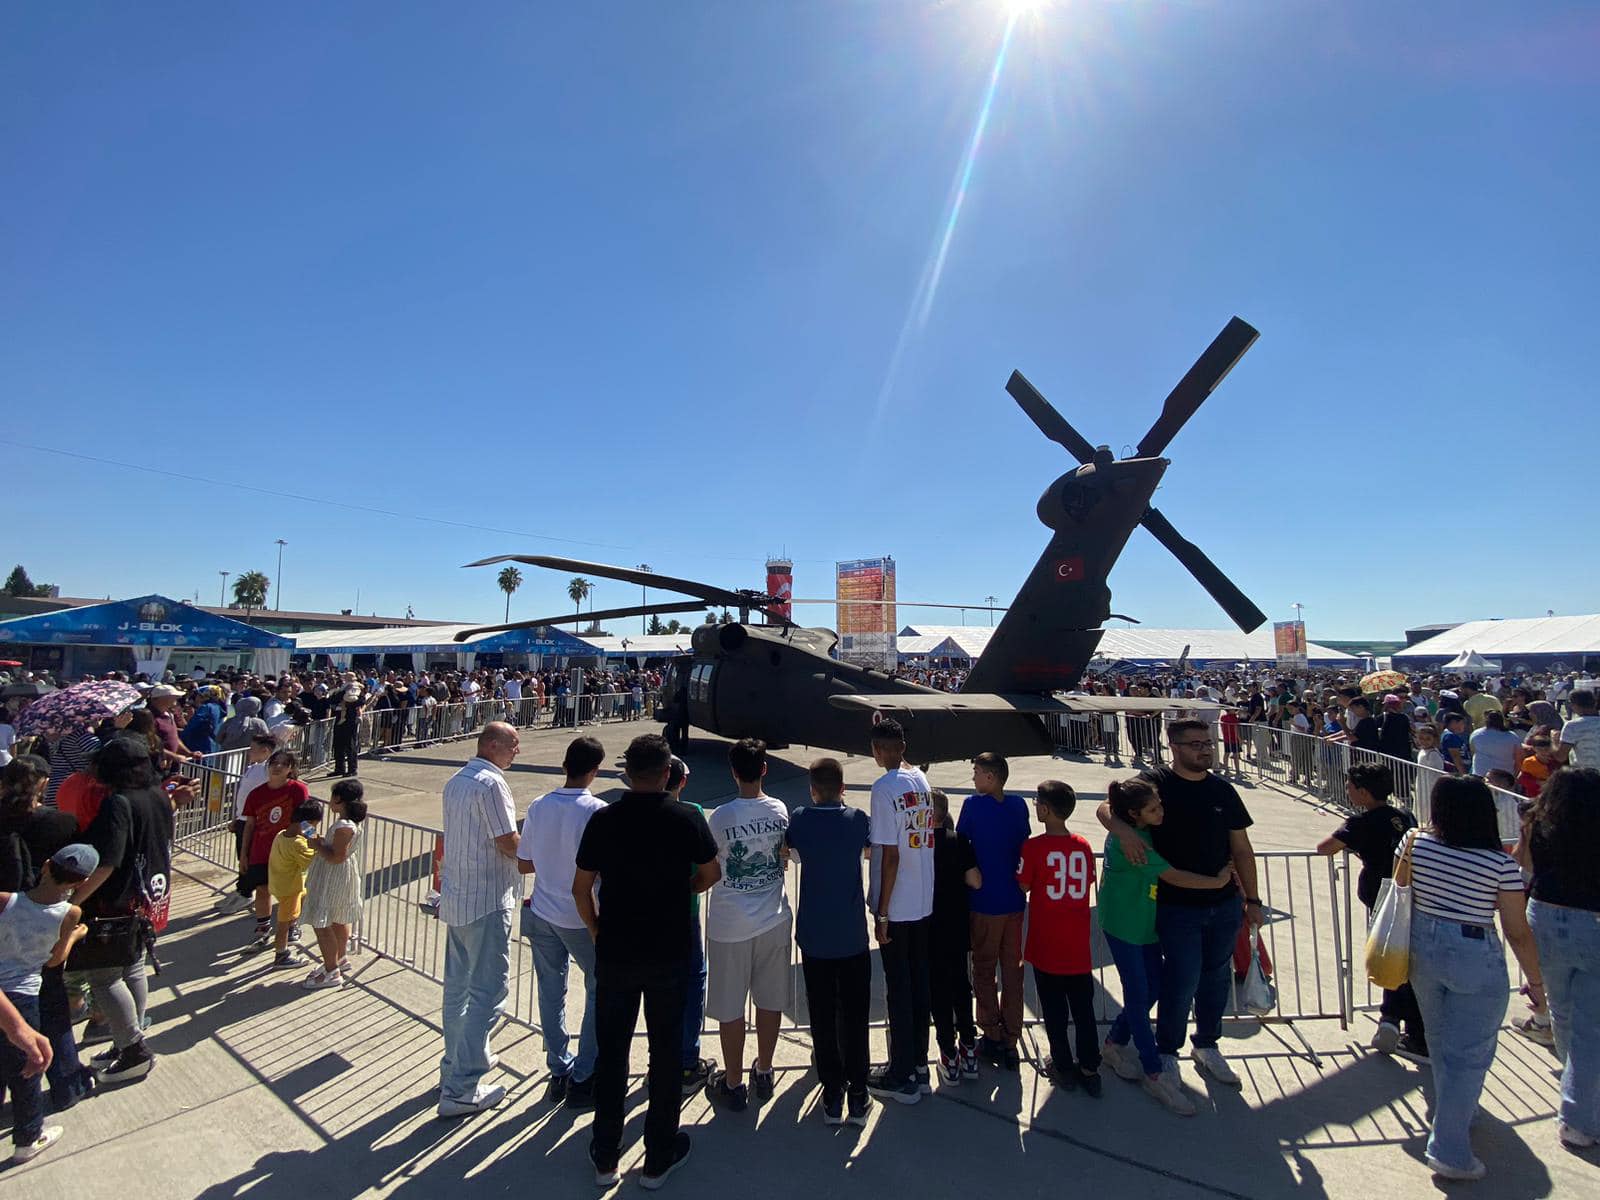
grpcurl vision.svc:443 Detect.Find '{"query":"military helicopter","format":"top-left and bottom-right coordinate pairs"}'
top-left (459, 316), bottom-right (1268, 763)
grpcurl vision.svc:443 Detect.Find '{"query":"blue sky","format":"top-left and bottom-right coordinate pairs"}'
top-left (4, 2), bottom-right (1595, 639)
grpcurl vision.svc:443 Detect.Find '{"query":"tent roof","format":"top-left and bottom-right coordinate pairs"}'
top-left (0, 594), bottom-right (293, 650)
top-left (1393, 615), bottom-right (1600, 663)
top-left (290, 624), bottom-right (598, 656)
top-left (581, 635), bottom-right (698, 657)
top-left (898, 624), bottom-right (1358, 666)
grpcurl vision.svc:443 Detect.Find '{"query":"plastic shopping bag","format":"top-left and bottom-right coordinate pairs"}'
top-left (1364, 834), bottom-right (1415, 990)
top-left (1240, 939), bottom-right (1276, 1016)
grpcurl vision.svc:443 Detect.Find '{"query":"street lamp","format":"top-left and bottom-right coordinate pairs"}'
top-left (984, 595), bottom-right (997, 626)
top-left (274, 539), bottom-right (288, 610)
top-left (638, 563), bottom-right (652, 634)
top-left (218, 570), bottom-right (231, 607)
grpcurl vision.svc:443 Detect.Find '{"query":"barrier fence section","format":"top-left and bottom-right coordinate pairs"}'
top-left (1042, 711), bottom-right (1167, 766)
top-left (175, 803), bottom-right (1349, 1063)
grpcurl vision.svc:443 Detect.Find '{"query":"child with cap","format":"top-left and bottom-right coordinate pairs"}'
top-left (0, 842), bottom-right (97, 1163)
top-left (267, 799), bottom-right (324, 969)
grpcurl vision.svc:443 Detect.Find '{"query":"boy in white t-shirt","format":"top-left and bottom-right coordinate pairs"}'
top-left (703, 739), bottom-right (792, 1113)
top-left (865, 718), bottom-right (934, 1106)
top-left (217, 733), bottom-right (279, 915)
top-left (516, 735), bottom-right (607, 1109)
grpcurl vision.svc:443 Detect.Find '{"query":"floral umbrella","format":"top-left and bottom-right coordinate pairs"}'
top-left (15, 679), bottom-right (142, 741)
top-left (1359, 669), bottom-right (1409, 695)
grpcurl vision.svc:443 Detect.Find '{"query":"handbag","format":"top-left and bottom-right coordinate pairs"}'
top-left (1364, 831), bottom-right (1415, 990)
top-left (1240, 938), bottom-right (1277, 1016)
top-left (66, 915), bottom-right (148, 971)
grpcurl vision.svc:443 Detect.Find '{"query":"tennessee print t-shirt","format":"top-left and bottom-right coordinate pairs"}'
top-left (868, 764), bottom-right (934, 923)
top-left (1017, 832), bottom-right (1096, 974)
top-left (705, 795), bottom-right (791, 943)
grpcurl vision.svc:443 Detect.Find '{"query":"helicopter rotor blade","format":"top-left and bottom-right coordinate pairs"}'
top-left (1139, 506), bottom-right (1267, 633)
top-left (787, 598), bottom-right (1005, 612)
top-left (1135, 317), bottom-right (1258, 459)
top-left (452, 602), bottom-right (710, 642)
top-left (464, 555), bottom-right (766, 613)
top-left (1005, 370), bottom-right (1098, 464)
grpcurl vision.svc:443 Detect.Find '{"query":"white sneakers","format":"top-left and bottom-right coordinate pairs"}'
top-left (11, 1125), bottom-right (62, 1163)
top-left (1141, 1072), bottom-right (1197, 1116)
top-left (1426, 1154), bottom-right (1487, 1181)
top-left (302, 967), bottom-right (344, 990)
top-left (1100, 1039), bottom-right (1142, 1082)
top-left (1190, 1046), bottom-right (1241, 1087)
top-left (1370, 1021), bottom-right (1401, 1054)
top-left (437, 1083), bottom-right (506, 1118)
top-left (1560, 1123), bottom-right (1598, 1150)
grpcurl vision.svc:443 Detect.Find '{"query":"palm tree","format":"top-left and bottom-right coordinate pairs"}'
top-left (232, 570), bottom-right (270, 624)
top-left (567, 576), bottom-right (592, 621)
top-left (497, 566), bottom-right (523, 622)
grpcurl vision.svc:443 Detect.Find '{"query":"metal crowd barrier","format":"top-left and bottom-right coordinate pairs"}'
top-left (175, 802), bottom-right (1351, 1063)
top-left (1042, 711), bottom-right (1166, 766)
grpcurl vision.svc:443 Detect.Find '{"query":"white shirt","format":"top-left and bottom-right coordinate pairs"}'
top-left (517, 786), bottom-right (604, 929)
top-left (1469, 727), bottom-right (1522, 778)
top-left (868, 765), bottom-right (934, 923)
top-left (461, 679), bottom-right (481, 703)
top-left (1559, 714), bottom-right (1600, 770)
top-left (234, 761), bottom-right (270, 820)
top-left (439, 757), bottom-right (521, 926)
top-left (705, 794), bottom-right (791, 943)
top-left (502, 678), bottom-right (522, 700)
top-left (0, 722), bottom-right (14, 753)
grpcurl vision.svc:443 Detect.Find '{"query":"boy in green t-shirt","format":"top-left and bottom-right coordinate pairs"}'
top-left (1097, 777), bottom-right (1234, 1116)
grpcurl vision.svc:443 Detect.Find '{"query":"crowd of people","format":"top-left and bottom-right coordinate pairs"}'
top-left (0, 656), bottom-right (1595, 1179)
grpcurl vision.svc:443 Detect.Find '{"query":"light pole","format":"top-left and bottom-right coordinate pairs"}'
top-left (637, 564), bottom-right (652, 634)
top-left (274, 539), bottom-right (288, 610)
top-left (984, 595), bottom-right (997, 626)
top-left (218, 570), bottom-right (230, 607)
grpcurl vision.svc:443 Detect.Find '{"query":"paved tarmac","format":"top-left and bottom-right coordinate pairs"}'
top-left (8, 720), bottom-right (1593, 1198)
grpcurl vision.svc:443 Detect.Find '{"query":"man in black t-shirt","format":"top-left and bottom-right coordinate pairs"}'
top-left (573, 734), bottom-right (718, 1188)
top-left (1316, 761), bottom-right (1424, 1057)
top-left (1343, 698), bottom-right (1381, 755)
top-left (1098, 719), bottom-right (1259, 1090)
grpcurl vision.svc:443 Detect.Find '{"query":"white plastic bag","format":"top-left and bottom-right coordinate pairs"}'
top-left (1240, 939), bottom-right (1276, 1016)
top-left (1364, 833), bottom-right (1414, 990)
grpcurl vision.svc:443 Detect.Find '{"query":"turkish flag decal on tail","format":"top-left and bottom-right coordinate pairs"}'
top-left (1055, 557), bottom-right (1085, 581)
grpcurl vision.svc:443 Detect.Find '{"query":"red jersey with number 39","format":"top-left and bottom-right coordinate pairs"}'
top-left (1017, 833), bottom-right (1096, 974)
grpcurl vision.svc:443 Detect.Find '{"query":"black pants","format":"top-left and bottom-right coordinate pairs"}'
top-left (1033, 966), bottom-right (1100, 1073)
top-left (333, 725), bottom-right (358, 775)
top-left (801, 951), bottom-right (870, 1094)
top-left (928, 920), bottom-right (975, 1056)
top-left (879, 916), bottom-right (931, 1080)
top-left (591, 958), bottom-right (687, 1174)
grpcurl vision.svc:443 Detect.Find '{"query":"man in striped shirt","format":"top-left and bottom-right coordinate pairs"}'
top-left (437, 721), bottom-right (522, 1117)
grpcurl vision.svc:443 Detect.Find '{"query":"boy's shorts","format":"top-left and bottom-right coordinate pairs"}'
top-left (273, 891), bottom-right (306, 922)
top-left (241, 862), bottom-right (270, 892)
top-left (706, 915), bottom-right (792, 1021)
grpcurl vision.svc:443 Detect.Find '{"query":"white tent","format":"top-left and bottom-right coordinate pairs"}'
top-left (1394, 615), bottom-right (1600, 669)
top-left (897, 624), bottom-right (1359, 666)
top-left (1441, 650), bottom-right (1501, 675)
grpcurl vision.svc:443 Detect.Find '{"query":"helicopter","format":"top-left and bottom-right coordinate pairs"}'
top-left (458, 316), bottom-right (1269, 764)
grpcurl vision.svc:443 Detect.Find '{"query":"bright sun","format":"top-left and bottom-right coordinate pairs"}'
top-left (999, 0), bottom-right (1049, 14)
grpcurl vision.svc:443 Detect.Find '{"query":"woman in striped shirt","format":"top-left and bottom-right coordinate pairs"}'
top-left (1398, 775), bottom-right (1542, 1182)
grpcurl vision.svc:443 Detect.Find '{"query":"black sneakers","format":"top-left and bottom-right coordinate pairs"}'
top-left (846, 1087), bottom-right (872, 1127)
top-left (866, 1067), bottom-right (920, 1106)
top-left (95, 1041), bottom-right (155, 1085)
top-left (589, 1142), bottom-right (620, 1188)
top-left (564, 1075), bottom-right (596, 1111)
top-left (640, 1132), bottom-right (691, 1191)
top-left (680, 1057), bottom-right (715, 1096)
top-left (705, 1070), bottom-right (748, 1112)
top-left (544, 1073), bottom-right (569, 1105)
top-left (752, 1065), bottom-right (776, 1102)
top-left (821, 1088), bottom-right (845, 1125)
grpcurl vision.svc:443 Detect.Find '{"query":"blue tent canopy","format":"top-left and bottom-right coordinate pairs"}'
top-left (288, 623), bottom-right (600, 657)
top-left (0, 594), bottom-right (293, 651)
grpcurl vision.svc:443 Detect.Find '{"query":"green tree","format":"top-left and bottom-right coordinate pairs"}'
top-left (664, 619), bottom-right (685, 634)
top-left (567, 576), bottom-right (592, 620)
top-left (2, 565), bottom-right (53, 597)
top-left (232, 570), bottom-right (270, 610)
top-left (497, 565), bottom-right (523, 622)
top-left (647, 613), bottom-right (665, 635)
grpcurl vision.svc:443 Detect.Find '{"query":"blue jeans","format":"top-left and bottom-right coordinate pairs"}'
top-left (1408, 910), bottom-right (1509, 1171)
top-left (1, 991), bottom-right (43, 1147)
top-left (682, 918), bottom-right (706, 1067)
top-left (439, 908), bottom-right (512, 1102)
top-left (1530, 899), bottom-right (1600, 1139)
top-left (1156, 895), bottom-right (1242, 1056)
top-left (522, 906), bottom-right (597, 1082)
top-left (1106, 934), bottom-right (1163, 1076)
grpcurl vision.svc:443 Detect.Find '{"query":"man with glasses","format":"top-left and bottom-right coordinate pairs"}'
top-left (1098, 719), bottom-right (1261, 1090)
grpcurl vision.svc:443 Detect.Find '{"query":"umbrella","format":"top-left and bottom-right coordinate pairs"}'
top-left (0, 659), bottom-right (22, 668)
top-left (15, 680), bottom-right (142, 741)
top-left (1359, 669), bottom-right (1409, 694)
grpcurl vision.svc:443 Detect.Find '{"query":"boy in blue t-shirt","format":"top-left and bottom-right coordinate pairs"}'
top-left (785, 757), bottom-right (873, 1127)
top-left (956, 752), bottom-right (1031, 1069)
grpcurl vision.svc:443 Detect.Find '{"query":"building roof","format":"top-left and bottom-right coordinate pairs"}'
top-left (582, 634), bottom-right (699, 657)
top-left (898, 624), bottom-right (1359, 665)
top-left (290, 624), bottom-right (599, 656)
top-left (1393, 615), bottom-right (1600, 664)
